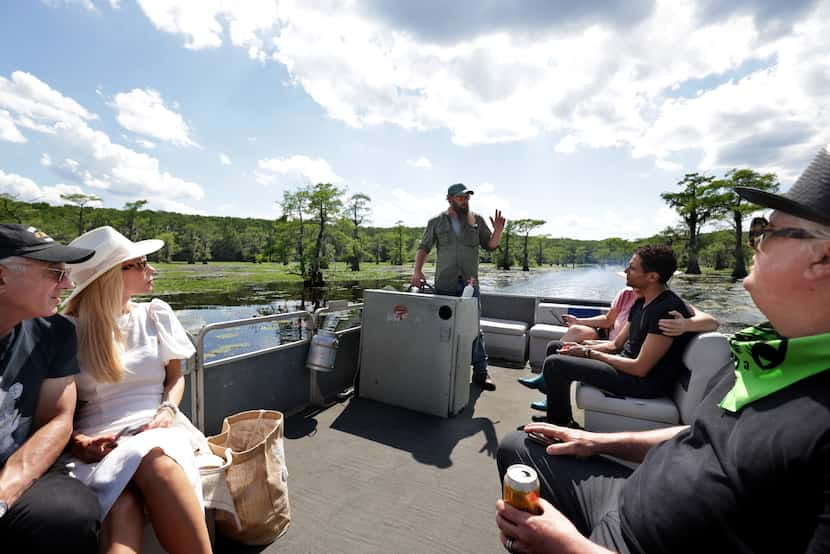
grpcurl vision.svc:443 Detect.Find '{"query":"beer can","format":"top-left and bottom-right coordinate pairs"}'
top-left (503, 464), bottom-right (542, 515)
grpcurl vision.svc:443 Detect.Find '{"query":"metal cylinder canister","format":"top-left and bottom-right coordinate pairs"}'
top-left (503, 464), bottom-right (542, 515)
top-left (306, 330), bottom-right (339, 371)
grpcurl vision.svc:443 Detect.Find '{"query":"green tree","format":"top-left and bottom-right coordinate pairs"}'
top-left (498, 221), bottom-right (515, 270)
top-left (346, 193), bottom-right (371, 271)
top-left (0, 193), bottom-right (27, 224)
top-left (280, 188), bottom-right (311, 277)
top-left (60, 192), bottom-right (101, 235)
top-left (123, 199), bottom-right (148, 240)
top-left (513, 219), bottom-right (546, 271)
top-left (156, 231), bottom-right (176, 262)
top-left (308, 183), bottom-right (344, 281)
top-left (660, 173), bottom-right (722, 274)
top-left (395, 220), bottom-right (405, 265)
top-left (713, 169), bottom-right (779, 278)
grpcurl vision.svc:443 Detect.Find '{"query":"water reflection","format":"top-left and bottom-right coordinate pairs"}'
top-left (162, 268), bottom-right (763, 362)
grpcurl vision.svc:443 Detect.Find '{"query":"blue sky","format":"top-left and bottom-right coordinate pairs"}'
top-left (1, 0), bottom-right (829, 239)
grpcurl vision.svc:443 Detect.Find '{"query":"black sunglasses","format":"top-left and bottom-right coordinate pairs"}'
top-left (121, 257), bottom-right (148, 271)
top-left (748, 217), bottom-right (816, 251)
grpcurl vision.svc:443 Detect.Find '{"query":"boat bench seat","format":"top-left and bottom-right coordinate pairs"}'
top-left (528, 303), bottom-right (609, 369)
top-left (575, 332), bottom-right (733, 432)
top-left (480, 318), bottom-right (528, 364)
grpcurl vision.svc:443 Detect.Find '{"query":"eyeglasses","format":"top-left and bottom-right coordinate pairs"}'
top-left (121, 258), bottom-right (148, 272)
top-left (748, 217), bottom-right (816, 251)
top-left (44, 266), bottom-right (70, 282)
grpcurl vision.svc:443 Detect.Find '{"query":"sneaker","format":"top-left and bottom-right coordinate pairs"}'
top-left (472, 374), bottom-right (496, 391)
top-left (531, 415), bottom-right (548, 423)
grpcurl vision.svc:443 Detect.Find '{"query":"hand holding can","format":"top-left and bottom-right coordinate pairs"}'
top-left (503, 464), bottom-right (542, 515)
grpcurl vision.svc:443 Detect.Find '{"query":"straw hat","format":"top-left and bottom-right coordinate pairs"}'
top-left (63, 226), bottom-right (163, 305)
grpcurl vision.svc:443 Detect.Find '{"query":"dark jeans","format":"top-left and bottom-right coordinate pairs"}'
top-left (0, 470), bottom-right (100, 553)
top-left (497, 431), bottom-right (634, 553)
top-left (441, 282), bottom-right (488, 377)
top-left (543, 341), bottom-right (664, 424)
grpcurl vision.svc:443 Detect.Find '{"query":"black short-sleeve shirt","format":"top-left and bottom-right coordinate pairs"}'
top-left (622, 289), bottom-right (693, 392)
top-left (620, 366), bottom-right (830, 553)
top-left (0, 315), bottom-right (79, 466)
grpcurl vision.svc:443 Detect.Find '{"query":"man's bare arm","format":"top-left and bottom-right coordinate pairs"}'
top-left (0, 376), bottom-right (76, 505)
top-left (411, 248), bottom-right (429, 287)
top-left (525, 422), bottom-right (689, 463)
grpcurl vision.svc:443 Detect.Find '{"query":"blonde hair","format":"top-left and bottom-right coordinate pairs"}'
top-left (63, 266), bottom-right (126, 383)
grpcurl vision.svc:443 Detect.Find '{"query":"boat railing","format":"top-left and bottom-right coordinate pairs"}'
top-left (185, 302), bottom-right (365, 434)
top-left (190, 311), bottom-right (315, 431)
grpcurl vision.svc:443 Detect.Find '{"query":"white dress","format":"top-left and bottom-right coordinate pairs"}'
top-left (64, 299), bottom-right (206, 517)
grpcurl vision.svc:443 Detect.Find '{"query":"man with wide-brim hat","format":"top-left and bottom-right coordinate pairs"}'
top-left (412, 183), bottom-right (506, 391)
top-left (0, 224), bottom-right (101, 551)
top-left (494, 146), bottom-right (830, 553)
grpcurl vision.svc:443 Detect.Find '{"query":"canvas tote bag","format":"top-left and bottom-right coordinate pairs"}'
top-left (207, 409), bottom-right (291, 544)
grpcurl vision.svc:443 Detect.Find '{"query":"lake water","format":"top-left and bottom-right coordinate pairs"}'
top-left (162, 266), bottom-right (763, 362)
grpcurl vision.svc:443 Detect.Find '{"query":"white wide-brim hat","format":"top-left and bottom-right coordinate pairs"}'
top-left (63, 226), bottom-right (163, 306)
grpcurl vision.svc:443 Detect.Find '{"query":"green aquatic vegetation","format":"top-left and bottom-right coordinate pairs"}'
top-left (206, 342), bottom-right (252, 357)
top-left (213, 330), bottom-right (241, 339)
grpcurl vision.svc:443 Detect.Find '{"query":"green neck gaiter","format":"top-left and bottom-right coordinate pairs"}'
top-left (720, 323), bottom-right (830, 412)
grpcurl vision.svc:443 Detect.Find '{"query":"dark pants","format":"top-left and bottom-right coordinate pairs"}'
top-left (0, 470), bottom-right (100, 553)
top-left (497, 431), bottom-right (634, 552)
top-left (543, 341), bottom-right (664, 424)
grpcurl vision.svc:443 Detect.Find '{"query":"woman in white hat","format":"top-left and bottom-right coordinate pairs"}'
top-left (61, 226), bottom-right (210, 554)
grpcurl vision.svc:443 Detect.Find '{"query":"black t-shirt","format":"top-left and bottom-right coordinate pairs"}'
top-left (621, 366), bottom-right (830, 553)
top-left (0, 315), bottom-right (79, 466)
top-left (622, 289), bottom-right (693, 392)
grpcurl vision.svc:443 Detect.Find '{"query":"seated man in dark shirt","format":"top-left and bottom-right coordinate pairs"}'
top-left (496, 146), bottom-right (830, 553)
top-left (0, 224), bottom-right (101, 552)
top-left (533, 244), bottom-right (718, 425)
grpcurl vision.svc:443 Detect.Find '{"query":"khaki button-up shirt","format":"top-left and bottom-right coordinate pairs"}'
top-left (419, 211), bottom-right (494, 294)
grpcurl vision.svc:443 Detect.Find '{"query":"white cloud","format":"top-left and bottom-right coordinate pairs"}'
top-left (0, 168), bottom-right (103, 207)
top-left (0, 71), bottom-right (205, 205)
top-left (147, 197), bottom-right (205, 215)
top-left (0, 71), bottom-right (97, 137)
top-left (256, 155), bottom-right (341, 188)
top-left (655, 159), bottom-right (682, 172)
top-left (131, 1), bottom-right (830, 178)
top-left (135, 138), bottom-right (156, 149)
top-left (219, 153), bottom-right (231, 166)
top-left (406, 156), bottom-right (432, 170)
top-left (40, 0), bottom-right (97, 12)
top-left (112, 88), bottom-right (199, 148)
top-left (135, 0), bottom-right (225, 50)
top-left (0, 109), bottom-right (26, 143)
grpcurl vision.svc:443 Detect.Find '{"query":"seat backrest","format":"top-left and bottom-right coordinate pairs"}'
top-left (672, 332), bottom-right (733, 424)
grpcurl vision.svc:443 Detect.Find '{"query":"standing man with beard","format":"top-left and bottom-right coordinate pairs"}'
top-left (412, 183), bottom-right (506, 391)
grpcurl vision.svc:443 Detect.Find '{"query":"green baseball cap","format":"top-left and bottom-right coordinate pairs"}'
top-left (447, 183), bottom-right (474, 196)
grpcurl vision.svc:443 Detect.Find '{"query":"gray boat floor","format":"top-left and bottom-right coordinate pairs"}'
top-left (215, 362), bottom-right (548, 554)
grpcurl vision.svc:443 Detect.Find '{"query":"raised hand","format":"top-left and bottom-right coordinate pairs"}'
top-left (490, 209), bottom-right (505, 233)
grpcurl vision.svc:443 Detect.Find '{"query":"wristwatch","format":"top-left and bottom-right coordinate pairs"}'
top-left (0, 500), bottom-right (8, 519)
